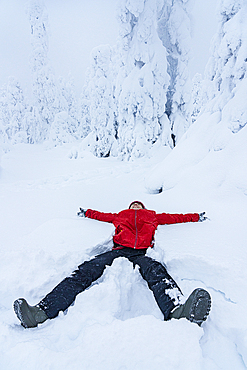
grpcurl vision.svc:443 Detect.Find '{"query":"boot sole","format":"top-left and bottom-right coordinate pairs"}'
top-left (13, 299), bottom-right (38, 328)
top-left (187, 288), bottom-right (211, 326)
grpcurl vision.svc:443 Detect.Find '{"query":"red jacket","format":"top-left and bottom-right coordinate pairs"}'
top-left (85, 208), bottom-right (199, 250)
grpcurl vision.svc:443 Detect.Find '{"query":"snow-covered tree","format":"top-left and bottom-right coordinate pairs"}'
top-left (191, 73), bottom-right (204, 123)
top-left (78, 84), bottom-right (92, 140)
top-left (55, 75), bottom-right (85, 143)
top-left (0, 85), bottom-right (9, 143)
top-left (191, 73), bottom-right (216, 124)
top-left (6, 77), bottom-right (29, 143)
top-left (0, 78), bottom-right (30, 144)
top-left (204, 0), bottom-right (247, 134)
top-left (27, 0), bottom-right (63, 139)
top-left (49, 111), bottom-right (77, 146)
top-left (82, 45), bottom-right (116, 157)
top-left (157, 0), bottom-right (193, 146)
top-left (79, 0), bottom-right (195, 159)
top-left (115, 0), bottom-right (170, 158)
top-left (22, 105), bottom-right (44, 144)
top-left (59, 76), bottom-right (78, 125)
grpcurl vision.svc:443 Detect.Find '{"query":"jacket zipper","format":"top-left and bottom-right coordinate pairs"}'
top-left (134, 210), bottom-right (138, 249)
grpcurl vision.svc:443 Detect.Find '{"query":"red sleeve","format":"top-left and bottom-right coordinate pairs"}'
top-left (85, 209), bottom-right (117, 224)
top-left (156, 213), bottom-right (200, 225)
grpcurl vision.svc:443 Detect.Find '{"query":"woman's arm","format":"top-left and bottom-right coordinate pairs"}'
top-left (85, 209), bottom-right (117, 223)
top-left (156, 212), bottom-right (200, 225)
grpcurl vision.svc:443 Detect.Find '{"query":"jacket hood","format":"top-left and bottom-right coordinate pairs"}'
top-left (128, 201), bottom-right (146, 209)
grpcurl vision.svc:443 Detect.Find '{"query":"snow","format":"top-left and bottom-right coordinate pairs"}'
top-left (0, 139), bottom-right (247, 369)
top-left (1, 0), bottom-right (247, 368)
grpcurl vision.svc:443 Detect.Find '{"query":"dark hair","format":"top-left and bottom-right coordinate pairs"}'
top-left (129, 201), bottom-right (145, 209)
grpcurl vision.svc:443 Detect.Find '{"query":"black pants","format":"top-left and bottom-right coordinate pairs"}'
top-left (39, 248), bottom-right (182, 320)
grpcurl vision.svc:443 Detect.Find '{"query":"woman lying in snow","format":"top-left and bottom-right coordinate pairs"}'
top-left (13, 201), bottom-right (211, 328)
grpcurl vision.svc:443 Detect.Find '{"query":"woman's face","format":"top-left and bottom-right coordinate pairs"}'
top-left (130, 202), bottom-right (143, 210)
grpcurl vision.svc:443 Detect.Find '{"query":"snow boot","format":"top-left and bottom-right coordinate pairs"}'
top-left (13, 298), bottom-right (48, 328)
top-left (170, 288), bottom-right (211, 326)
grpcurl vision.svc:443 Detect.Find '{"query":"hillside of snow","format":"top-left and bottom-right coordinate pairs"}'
top-left (0, 136), bottom-right (246, 369)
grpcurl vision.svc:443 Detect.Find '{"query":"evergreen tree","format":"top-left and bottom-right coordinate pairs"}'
top-left (0, 78), bottom-right (29, 144)
top-left (59, 76), bottom-right (79, 126)
top-left (204, 0), bottom-right (247, 133)
top-left (27, 0), bottom-right (62, 139)
top-left (23, 106), bottom-right (44, 144)
top-left (115, 0), bottom-right (170, 159)
top-left (77, 0), bottom-right (195, 159)
top-left (78, 84), bottom-right (92, 140)
top-left (6, 77), bottom-right (29, 143)
top-left (82, 45), bottom-right (116, 157)
top-left (49, 111), bottom-right (77, 146)
top-left (157, 0), bottom-right (193, 146)
top-left (56, 75), bottom-right (83, 142)
top-left (0, 85), bottom-right (9, 142)
top-left (191, 73), bottom-right (203, 123)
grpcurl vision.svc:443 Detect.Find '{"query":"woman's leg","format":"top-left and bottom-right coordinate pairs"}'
top-left (38, 250), bottom-right (120, 319)
top-left (132, 255), bottom-right (183, 320)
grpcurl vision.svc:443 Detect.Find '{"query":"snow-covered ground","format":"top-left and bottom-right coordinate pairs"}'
top-left (0, 137), bottom-right (247, 369)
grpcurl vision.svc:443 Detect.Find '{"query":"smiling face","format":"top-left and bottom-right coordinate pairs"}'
top-left (129, 202), bottom-right (144, 210)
